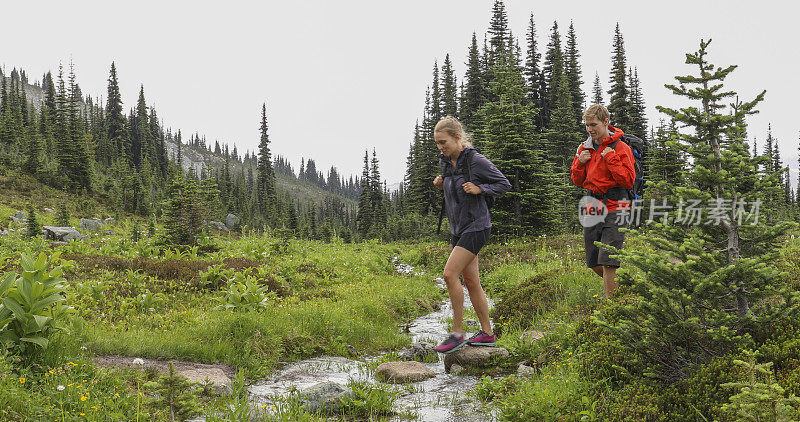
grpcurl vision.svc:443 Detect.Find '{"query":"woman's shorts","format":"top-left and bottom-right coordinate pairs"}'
top-left (451, 227), bottom-right (491, 255)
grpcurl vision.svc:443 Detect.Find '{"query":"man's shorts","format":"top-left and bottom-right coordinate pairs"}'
top-left (583, 210), bottom-right (627, 268)
top-left (451, 227), bottom-right (491, 255)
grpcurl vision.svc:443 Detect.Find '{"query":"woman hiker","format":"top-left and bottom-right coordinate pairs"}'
top-left (431, 116), bottom-right (511, 354)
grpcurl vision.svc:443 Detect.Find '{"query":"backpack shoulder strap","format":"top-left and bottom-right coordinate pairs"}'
top-left (464, 148), bottom-right (476, 183)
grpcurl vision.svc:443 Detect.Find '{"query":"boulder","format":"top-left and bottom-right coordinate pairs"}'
top-left (207, 221), bottom-right (227, 231)
top-left (300, 382), bottom-right (353, 414)
top-left (398, 342), bottom-right (438, 363)
top-left (178, 367), bottom-right (232, 395)
top-left (80, 218), bottom-right (104, 231)
top-left (42, 226), bottom-right (81, 242)
top-left (375, 361), bottom-right (435, 383)
top-left (517, 362), bottom-right (537, 377)
top-left (443, 346), bottom-right (509, 373)
top-left (225, 213), bottom-right (239, 229)
top-left (520, 330), bottom-right (545, 342)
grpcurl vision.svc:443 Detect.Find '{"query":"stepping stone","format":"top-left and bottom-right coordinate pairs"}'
top-left (375, 361), bottom-right (435, 383)
top-left (443, 346), bottom-right (509, 373)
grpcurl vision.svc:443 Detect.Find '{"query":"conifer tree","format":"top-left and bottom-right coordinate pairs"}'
top-left (356, 150), bottom-right (372, 236)
top-left (608, 23), bottom-right (632, 129)
top-left (541, 21), bottom-right (564, 129)
top-left (597, 40), bottom-right (796, 382)
top-left (627, 67), bottom-right (648, 139)
top-left (369, 149), bottom-right (386, 236)
top-left (26, 203), bottom-right (40, 238)
top-left (564, 22), bottom-right (585, 126)
top-left (460, 33), bottom-right (485, 130)
top-left (487, 0), bottom-right (510, 65)
top-left (441, 54), bottom-right (458, 117)
top-left (479, 47), bottom-right (561, 235)
top-left (592, 71), bottom-right (603, 105)
top-left (256, 103), bottom-right (277, 225)
top-left (524, 14), bottom-right (545, 131)
top-left (103, 62), bottom-right (125, 167)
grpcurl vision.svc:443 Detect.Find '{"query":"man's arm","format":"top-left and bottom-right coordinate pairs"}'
top-left (570, 146), bottom-right (589, 187)
top-left (602, 143), bottom-right (635, 189)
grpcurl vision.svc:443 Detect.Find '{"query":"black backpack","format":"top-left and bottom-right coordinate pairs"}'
top-left (608, 133), bottom-right (647, 200)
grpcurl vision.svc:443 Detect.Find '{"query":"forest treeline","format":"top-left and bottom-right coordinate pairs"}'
top-left (2, 0), bottom-right (798, 245)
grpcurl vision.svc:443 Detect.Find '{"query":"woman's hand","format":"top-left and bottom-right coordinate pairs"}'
top-left (433, 175), bottom-right (443, 190)
top-left (462, 182), bottom-right (482, 195)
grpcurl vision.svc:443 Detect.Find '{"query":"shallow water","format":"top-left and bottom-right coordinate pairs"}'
top-left (248, 260), bottom-right (496, 421)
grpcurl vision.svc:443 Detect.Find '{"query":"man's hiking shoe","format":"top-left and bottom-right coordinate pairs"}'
top-left (434, 333), bottom-right (467, 354)
top-left (467, 330), bottom-right (495, 347)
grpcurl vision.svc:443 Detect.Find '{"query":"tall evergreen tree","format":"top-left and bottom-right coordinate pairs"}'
top-left (356, 150), bottom-right (372, 236)
top-left (592, 71), bottom-right (603, 104)
top-left (627, 67), bottom-right (648, 138)
top-left (608, 23), bottom-right (632, 129)
top-left (597, 40), bottom-right (795, 382)
top-left (256, 103), bottom-right (277, 225)
top-left (441, 54), bottom-right (458, 117)
top-left (564, 21), bottom-right (585, 126)
top-left (479, 47), bottom-right (561, 235)
top-left (541, 21), bottom-right (564, 129)
top-left (460, 32), bottom-right (486, 131)
top-left (524, 13), bottom-right (545, 131)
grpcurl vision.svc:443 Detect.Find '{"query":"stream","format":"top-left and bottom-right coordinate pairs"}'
top-left (248, 258), bottom-right (495, 421)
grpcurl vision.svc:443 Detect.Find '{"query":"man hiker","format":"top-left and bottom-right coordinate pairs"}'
top-left (570, 104), bottom-right (636, 298)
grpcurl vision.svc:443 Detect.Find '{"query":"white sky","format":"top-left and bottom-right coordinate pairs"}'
top-left (2, 1), bottom-right (797, 186)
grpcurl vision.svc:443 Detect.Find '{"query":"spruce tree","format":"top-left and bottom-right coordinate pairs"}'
top-left (460, 32), bottom-right (486, 131)
top-left (564, 21), bottom-right (585, 126)
top-left (627, 67), bottom-right (648, 139)
top-left (596, 39), bottom-right (797, 382)
top-left (541, 21), bottom-right (564, 129)
top-left (487, 0), bottom-right (510, 64)
top-left (26, 203), bottom-right (40, 238)
top-left (104, 62), bottom-right (125, 167)
top-left (369, 149), bottom-right (386, 236)
top-left (479, 47), bottom-right (561, 235)
top-left (592, 71), bottom-right (603, 104)
top-left (524, 13), bottom-right (545, 131)
top-left (356, 150), bottom-right (373, 236)
top-left (440, 54), bottom-right (458, 117)
top-left (256, 103), bottom-right (277, 225)
top-left (608, 23), bottom-right (632, 129)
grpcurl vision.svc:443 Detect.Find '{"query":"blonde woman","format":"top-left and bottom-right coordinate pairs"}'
top-left (431, 116), bottom-right (511, 354)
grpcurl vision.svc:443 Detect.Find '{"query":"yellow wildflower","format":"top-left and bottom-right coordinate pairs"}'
top-left (80, 396), bottom-right (88, 401)
top-left (19, 378), bottom-right (25, 383)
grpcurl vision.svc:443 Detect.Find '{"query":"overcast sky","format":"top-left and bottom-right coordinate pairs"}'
top-left (2, 1), bottom-right (797, 186)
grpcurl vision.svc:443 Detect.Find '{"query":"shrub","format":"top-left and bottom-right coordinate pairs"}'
top-left (491, 266), bottom-right (564, 335)
top-left (0, 253), bottom-right (73, 357)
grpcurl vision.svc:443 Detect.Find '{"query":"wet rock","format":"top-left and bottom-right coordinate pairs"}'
top-left (375, 361), bottom-right (435, 383)
top-left (520, 330), bottom-right (545, 342)
top-left (517, 362), bottom-right (537, 377)
top-left (450, 364), bottom-right (464, 375)
top-left (80, 218), bottom-right (104, 231)
top-left (398, 342), bottom-right (437, 363)
top-left (179, 367), bottom-right (232, 395)
top-left (300, 381), bottom-right (353, 414)
top-left (207, 221), bottom-right (227, 231)
top-left (443, 346), bottom-right (509, 373)
top-left (225, 213), bottom-right (239, 229)
top-left (94, 356), bottom-right (235, 396)
top-left (42, 226), bottom-right (81, 242)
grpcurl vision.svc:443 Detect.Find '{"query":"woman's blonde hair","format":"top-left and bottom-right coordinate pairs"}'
top-left (434, 116), bottom-right (473, 147)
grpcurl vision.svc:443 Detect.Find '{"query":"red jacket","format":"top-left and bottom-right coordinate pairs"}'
top-left (570, 127), bottom-right (636, 212)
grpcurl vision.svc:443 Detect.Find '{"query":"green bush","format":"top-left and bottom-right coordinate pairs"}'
top-left (491, 266), bottom-right (564, 335)
top-left (0, 253), bottom-right (73, 357)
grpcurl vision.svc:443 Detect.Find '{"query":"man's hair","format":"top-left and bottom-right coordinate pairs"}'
top-left (583, 104), bottom-right (610, 122)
